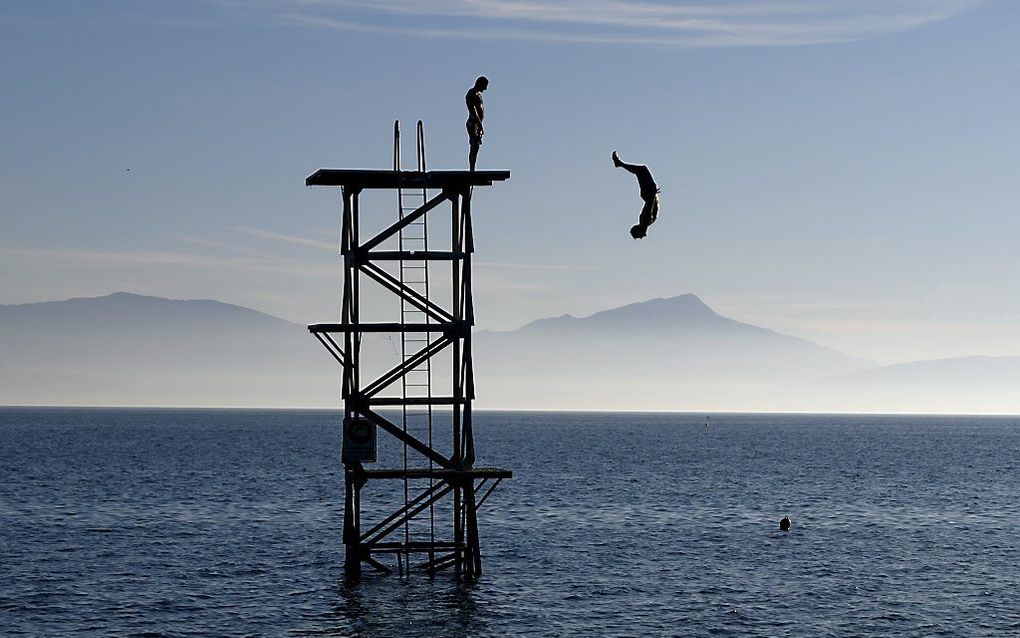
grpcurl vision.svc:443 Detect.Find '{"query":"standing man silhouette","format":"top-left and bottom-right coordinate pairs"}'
top-left (466, 76), bottom-right (488, 171)
top-left (612, 151), bottom-right (660, 239)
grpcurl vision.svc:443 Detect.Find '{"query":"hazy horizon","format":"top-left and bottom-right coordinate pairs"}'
top-left (3, 290), bottom-right (1018, 415)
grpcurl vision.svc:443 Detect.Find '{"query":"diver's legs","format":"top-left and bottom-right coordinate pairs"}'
top-left (612, 150), bottom-right (645, 175)
top-left (469, 142), bottom-right (480, 171)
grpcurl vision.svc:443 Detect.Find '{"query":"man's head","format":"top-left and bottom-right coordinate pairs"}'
top-left (629, 224), bottom-right (647, 239)
top-left (474, 76), bottom-right (489, 91)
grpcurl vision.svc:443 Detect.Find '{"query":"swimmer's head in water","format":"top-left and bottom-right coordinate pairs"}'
top-left (779, 516), bottom-right (792, 531)
top-left (630, 224), bottom-right (647, 239)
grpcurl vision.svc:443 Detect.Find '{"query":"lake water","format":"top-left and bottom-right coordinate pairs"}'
top-left (2, 408), bottom-right (1019, 636)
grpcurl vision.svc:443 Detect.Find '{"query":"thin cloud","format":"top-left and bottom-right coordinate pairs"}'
top-left (232, 226), bottom-right (338, 252)
top-left (476, 260), bottom-right (604, 272)
top-left (0, 247), bottom-right (336, 278)
top-left (169, 233), bottom-right (277, 258)
top-left (236, 0), bottom-right (982, 47)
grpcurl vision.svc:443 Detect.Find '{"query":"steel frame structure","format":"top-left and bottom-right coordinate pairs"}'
top-left (306, 167), bottom-right (511, 580)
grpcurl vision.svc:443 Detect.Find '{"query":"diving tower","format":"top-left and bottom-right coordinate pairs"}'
top-left (306, 122), bottom-right (511, 580)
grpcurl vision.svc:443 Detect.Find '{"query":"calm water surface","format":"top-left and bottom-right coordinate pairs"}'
top-left (2, 408), bottom-right (1019, 636)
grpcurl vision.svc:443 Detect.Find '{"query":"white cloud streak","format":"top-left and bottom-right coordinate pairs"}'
top-left (234, 0), bottom-right (982, 47)
top-left (0, 247), bottom-right (335, 279)
top-left (232, 226), bottom-right (338, 252)
top-left (169, 233), bottom-right (277, 258)
top-left (475, 260), bottom-right (603, 272)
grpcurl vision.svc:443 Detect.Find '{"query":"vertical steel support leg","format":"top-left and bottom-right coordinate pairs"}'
top-left (449, 189), bottom-right (465, 576)
top-left (343, 469), bottom-right (361, 579)
top-left (461, 186), bottom-right (481, 579)
top-left (464, 479), bottom-right (482, 578)
top-left (462, 188), bottom-right (476, 467)
top-left (341, 187), bottom-right (364, 581)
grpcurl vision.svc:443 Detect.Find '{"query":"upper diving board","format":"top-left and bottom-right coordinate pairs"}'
top-left (305, 169), bottom-right (511, 189)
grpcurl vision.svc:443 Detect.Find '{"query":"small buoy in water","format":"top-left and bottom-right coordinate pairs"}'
top-left (779, 516), bottom-right (792, 531)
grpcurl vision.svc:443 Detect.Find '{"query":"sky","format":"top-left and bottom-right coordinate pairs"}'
top-left (1, 0), bottom-right (1019, 365)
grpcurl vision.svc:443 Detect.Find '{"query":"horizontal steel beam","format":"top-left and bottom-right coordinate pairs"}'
top-left (367, 397), bottom-right (468, 406)
top-left (359, 468), bottom-right (513, 480)
top-left (309, 322), bottom-right (465, 334)
top-left (367, 542), bottom-right (461, 552)
top-left (364, 250), bottom-right (463, 261)
top-left (306, 168), bottom-right (510, 189)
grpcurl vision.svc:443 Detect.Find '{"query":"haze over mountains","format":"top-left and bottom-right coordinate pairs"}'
top-left (0, 293), bottom-right (335, 408)
top-left (474, 294), bottom-right (874, 411)
top-left (1, 292), bottom-right (1017, 413)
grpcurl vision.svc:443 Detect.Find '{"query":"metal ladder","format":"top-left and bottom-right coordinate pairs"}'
top-left (393, 120), bottom-right (436, 572)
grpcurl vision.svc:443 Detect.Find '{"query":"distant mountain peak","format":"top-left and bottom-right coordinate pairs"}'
top-left (0, 291), bottom-right (296, 327)
top-left (514, 292), bottom-right (725, 333)
top-left (589, 293), bottom-right (717, 317)
top-left (598, 292), bottom-right (712, 315)
top-left (2, 291), bottom-right (215, 309)
top-left (107, 291), bottom-right (147, 298)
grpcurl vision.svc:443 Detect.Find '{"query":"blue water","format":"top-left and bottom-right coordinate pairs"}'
top-left (2, 408), bottom-right (1019, 637)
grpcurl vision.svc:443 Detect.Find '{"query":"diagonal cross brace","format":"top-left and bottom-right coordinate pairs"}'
top-left (360, 408), bottom-right (453, 469)
top-left (362, 336), bottom-right (452, 397)
top-left (362, 483), bottom-right (454, 546)
top-left (359, 479), bottom-right (447, 541)
top-left (360, 191), bottom-right (449, 252)
top-left (312, 331), bottom-right (346, 366)
top-left (360, 262), bottom-right (454, 324)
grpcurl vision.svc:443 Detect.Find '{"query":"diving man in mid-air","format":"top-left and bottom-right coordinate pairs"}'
top-left (612, 151), bottom-right (659, 239)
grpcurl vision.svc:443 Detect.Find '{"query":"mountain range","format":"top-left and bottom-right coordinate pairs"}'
top-left (1, 292), bottom-right (1017, 413)
top-left (0, 292), bottom-right (335, 407)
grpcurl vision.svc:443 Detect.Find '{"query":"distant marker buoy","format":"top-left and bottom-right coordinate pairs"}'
top-left (779, 516), bottom-right (792, 531)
